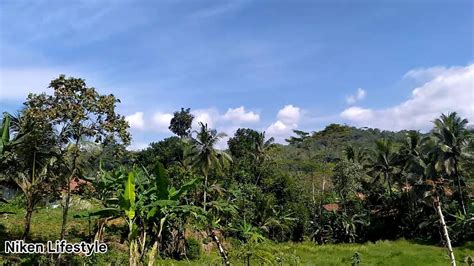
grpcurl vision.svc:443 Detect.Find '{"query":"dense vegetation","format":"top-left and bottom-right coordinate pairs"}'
top-left (1, 75), bottom-right (473, 265)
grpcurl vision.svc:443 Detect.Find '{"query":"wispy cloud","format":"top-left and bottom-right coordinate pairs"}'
top-left (190, 1), bottom-right (248, 19)
top-left (345, 88), bottom-right (366, 104)
top-left (341, 64), bottom-right (474, 131)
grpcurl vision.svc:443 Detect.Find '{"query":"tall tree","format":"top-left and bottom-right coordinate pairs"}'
top-left (8, 112), bottom-right (58, 240)
top-left (228, 128), bottom-right (261, 159)
top-left (432, 112), bottom-right (470, 215)
top-left (228, 129), bottom-right (274, 184)
top-left (23, 75), bottom-right (131, 241)
top-left (343, 145), bottom-right (368, 165)
top-left (185, 122), bottom-right (231, 211)
top-left (332, 161), bottom-right (363, 209)
top-left (285, 130), bottom-right (310, 146)
top-left (251, 132), bottom-right (274, 185)
top-left (368, 139), bottom-right (399, 197)
top-left (169, 108), bottom-right (194, 138)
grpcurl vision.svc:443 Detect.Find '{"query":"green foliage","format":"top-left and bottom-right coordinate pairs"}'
top-left (332, 161), bottom-right (364, 203)
top-left (0, 112), bottom-right (11, 155)
top-left (186, 122), bottom-right (232, 177)
top-left (2, 83), bottom-right (473, 266)
top-left (137, 136), bottom-right (188, 171)
top-left (169, 107), bottom-right (194, 138)
top-left (351, 251), bottom-right (361, 266)
top-left (285, 129), bottom-right (310, 146)
top-left (185, 237), bottom-right (202, 259)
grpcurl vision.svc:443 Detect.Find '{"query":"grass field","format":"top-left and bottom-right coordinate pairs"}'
top-left (1, 205), bottom-right (473, 265)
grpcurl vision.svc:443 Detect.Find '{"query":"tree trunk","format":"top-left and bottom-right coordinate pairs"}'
top-left (385, 172), bottom-right (393, 197)
top-left (22, 152), bottom-right (36, 240)
top-left (59, 173), bottom-right (73, 240)
top-left (57, 177), bottom-right (72, 266)
top-left (319, 178), bottom-right (326, 217)
top-left (203, 174), bottom-right (208, 211)
top-left (22, 203), bottom-right (33, 240)
top-left (434, 196), bottom-right (456, 266)
top-left (60, 139), bottom-right (80, 241)
top-left (453, 161), bottom-right (466, 215)
top-left (210, 231), bottom-right (230, 265)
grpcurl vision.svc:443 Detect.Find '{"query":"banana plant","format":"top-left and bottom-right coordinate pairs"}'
top-left (142, 163), bottom-right (200, 260)
top-left (123, 172), bottom-right (139, 266)
top-left (76, 163), bottom-right (199, 265)
top-left (0, 112), bottom-right (11, 155)
top-left (16, 155), bottom-right (57, 240)
top-left (0, 113), bottom-right (11, 204)
top-left (75, 170), bottom-right (140, 265)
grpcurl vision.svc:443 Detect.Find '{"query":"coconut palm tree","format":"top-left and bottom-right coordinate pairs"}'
top-left (343, 145), bottom-right (369, 166)
top-left (3, 112), bottom-right (59, 239)
top-left (251, 132), bottom-right (274, 185)
top-left (186, 122), bottom-right (232, 211)
top-left (368, 139), bottom-right (400, 197)
top-left (432, 112), bottom-right (470, 215)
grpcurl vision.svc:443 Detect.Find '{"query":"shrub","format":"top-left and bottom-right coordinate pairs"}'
top-left (186, 237), bottom-right (202, 260)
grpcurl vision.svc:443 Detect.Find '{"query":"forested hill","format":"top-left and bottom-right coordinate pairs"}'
top-left (283, 124), bottom-right (414, 162)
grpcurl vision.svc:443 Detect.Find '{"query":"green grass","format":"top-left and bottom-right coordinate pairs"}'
top-left (1, 205), bottom-right (473, 265)
top-left (0, 205), bottom-right (94, 243)
top-left (245, 240), bottom-right (474, 266)
top-left (152, 240), bottom-right (474, 265)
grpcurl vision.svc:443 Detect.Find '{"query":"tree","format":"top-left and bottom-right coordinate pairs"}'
top-left (169, 108), bottom-right (194, 138)
top-left (343, 145), bottom-right (368, 165)
top-left (185, 122), bottom-right (231, 211)
top-left (251, 132), bottom-right (274, 185)
top-left (417, 161), bottom-right (458, 266)
top-left (137, 136), bottom-right (187, 170)
top-left (368, 139), bottom-right (399, 197)
top-left (332, 161), bottom-right (363, 209)
top-left (228, 128), bottom-right (261, 159)
top-left (432, 112), bottom-right (470, 215)
top-left (23, 75), bottom-right (131, 241)
top-left (228, 129), bottom-right (274, 185)
top-left (7, 112), bottom-right (58, 240)
top-left (285, 129), bottom-right (310, 146)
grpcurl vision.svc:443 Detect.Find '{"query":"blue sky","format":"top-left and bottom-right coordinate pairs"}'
top-left (1, 0), bottom-right (473, 149)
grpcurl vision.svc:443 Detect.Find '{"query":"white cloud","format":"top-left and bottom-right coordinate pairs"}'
top-left (152, 112), bottom-right (173, 132)
top-left (266, 120), bottom-right (292, 136)
top-left (346, 88), bottom-right (366, 104)
top-left (222, 106), bottom-right (259, 123)
top-left (340, 107), bottom-right (374, 122)
top-left (125, 111), bottom-right (172, 132)
top-left (127, 142), bottom-right (149, 151)
top-left (125, 112), bottom-right (145, 130)
top-left (266, 104), bottom-right (302, 143)
top-left (192, 109), bottom-right (218, 128)
top-left (403, 65), bottom-right (470, 82)
top-left (340, 64), bottom-right (474, 131)
top-left (277, 104), bottom-right (301, 125)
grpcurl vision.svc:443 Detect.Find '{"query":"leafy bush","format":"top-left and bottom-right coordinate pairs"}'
top-left (186, 237), bottom-right (202, 259)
